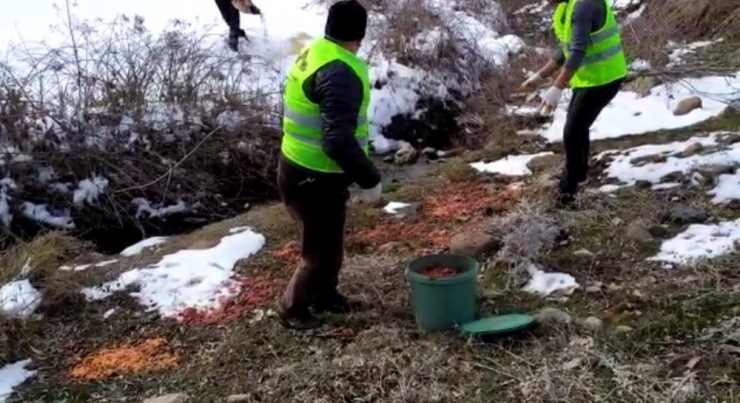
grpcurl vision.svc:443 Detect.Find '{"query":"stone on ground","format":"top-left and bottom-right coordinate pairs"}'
top-left (143, 393), bottom-right (188, 403)
top-left (449, 231), bottom-right (501, 257)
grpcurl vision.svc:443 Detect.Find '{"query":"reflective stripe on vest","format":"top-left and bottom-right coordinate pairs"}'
top-left (283, 109), bottom-right (369, 148)
top-left (281, 37), bottom-right (371, 173)
top-left (553, 0), bottom-right (628, 88)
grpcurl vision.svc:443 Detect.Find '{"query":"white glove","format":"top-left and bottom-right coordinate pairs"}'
top-left (540, 86), bottom-right (562, 113)
top-left (520, 72), bottom-right (543, 90)
top-left (359, 182), bottom-right (383, 204)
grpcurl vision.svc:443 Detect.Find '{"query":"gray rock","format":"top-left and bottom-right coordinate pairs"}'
top-left (536, 307), bottom-right (572, 325)
top-left (682, 142), bottom-right (704, 156)
top-left (615, 325), bottom-right (634, 334)
top-left (143, 394), bottom-right (188, 403)
top-left (668, 204), bottom-right (707, 224)
top-left (226, 395), bottom-right (250, 402)
top-left (625, 222), bottom-right (653, 242)
top-left (647, 224), bottom-right (669, 238)
top-left (394, 142), bottom-right (420, 165)
top-left (673, 96), bottom-right (703, 116)
top-left (579, 316), bottom-right (603, 330)
top-left (697, 164), bottom-right (735, 177)
top-left (449, 232), bottom-right (501, 257)
top-left (585, 282), bottom-right (604, 293)
top-left (378, 242), bottom-right (405, 253)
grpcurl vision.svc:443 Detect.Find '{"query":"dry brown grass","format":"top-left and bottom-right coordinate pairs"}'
top-left (645, 0), bottom-right (740, 41)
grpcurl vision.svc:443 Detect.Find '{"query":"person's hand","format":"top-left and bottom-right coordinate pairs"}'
top-left (357, 182), bottom-right (384, 206)
top-left (539, 86), bottom-right (562, 114)
top-left (248, 4), bottom-right (262, 14)
top-left (519, 72), bottom-right (543, 91)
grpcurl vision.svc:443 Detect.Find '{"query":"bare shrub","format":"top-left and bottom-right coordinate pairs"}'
top-left (486, 199), bottom-right (561, 285)
top-left (0, 6), bottom-right (282, 252)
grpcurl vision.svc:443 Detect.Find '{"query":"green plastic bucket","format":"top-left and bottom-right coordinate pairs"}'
top-left (405, 254), bottom-right (478, 332)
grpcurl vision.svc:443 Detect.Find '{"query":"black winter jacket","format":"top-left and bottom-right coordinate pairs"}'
top-left (281, 58), bottom-right (381, 190)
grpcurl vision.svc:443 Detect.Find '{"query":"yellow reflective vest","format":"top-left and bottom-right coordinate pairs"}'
top-left (553, 0), bottom-right (628, 88)
top-left (281, 38), bottom-right (370, 173)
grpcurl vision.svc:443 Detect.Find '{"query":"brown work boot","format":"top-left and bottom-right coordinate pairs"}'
top-left (275, 302), bottom-right (322, 330)
top-left (313, 293), bottom-right (360, 314)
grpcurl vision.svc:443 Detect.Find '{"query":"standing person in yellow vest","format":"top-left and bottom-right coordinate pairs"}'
top-left (521, 0), bottom-right (627, 207)
top-left (276, 0), bottom-right (382, 330)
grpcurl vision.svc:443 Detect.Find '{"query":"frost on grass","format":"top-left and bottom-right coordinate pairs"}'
top-left (0, 359), bottom-right (36, 403)
top-left (491, 201), bottom-right (561, 265)
top-left (486, 201), bottom-right (563, 288)
top-left (470, 152), bottom-right (553, 176)
top-left (648, 219), bottom-right (740, 265)
top-left (83, 228), bottom-right (265, 318)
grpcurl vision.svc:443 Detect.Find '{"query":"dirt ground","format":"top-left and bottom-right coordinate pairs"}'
top-left (4, 3), bottom-right (740, 402)
top-left (2, 105), bottom-right (740, 402)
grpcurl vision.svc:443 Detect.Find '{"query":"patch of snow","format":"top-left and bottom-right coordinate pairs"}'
top-left (630, 59), bottom-right (651, 71)
top-left (595, 132), bottom-right (740, 192)
top-left (470, 152), bottom-right (554, 176)
top-left (83, 228), bottom-right (266, 317)
top-left (708, 173), bottom-right (740, 203)
top-left (132, 198), bottom-right (188, 219)
top-left (539, 74), bottom-right (740, 142)
top-left (103, 308), bottom-right (116, 319)
top-left (73, 175), bottom-right (109, 205)
top-left (0, 359), bottom-right (36, 402)
top-left (649, 219), bottom-right (740, 264)
top-left (667, 39), bottom-right (723, 68)
top-left (21, 202), bottom-right (75, 229)
top-left (0, 280), bottom-right (41, 318)
top-left (611, 0), bottom-right (640, 9)
top-left (229, 226), bottom-right (250, 234)
top-left (59, 259), bottom-right (118, 272)
top-left (383, 202), bottom-right (411, 214)
top-left (623, 4), bottom-right (645, 24)
top-left (120, 236), bottom-right (168, 257)
top-left (368, 60), bottom-right (446, 154)
top-left (523, 264), bottom-right (579, 297)
top-left (0, 178), bottom-right (16, 226)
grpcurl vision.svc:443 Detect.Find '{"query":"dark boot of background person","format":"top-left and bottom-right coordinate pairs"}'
top-left (215, 0), bottom-right (244, 52)
top-left (227, 29), bottom-right (248, 52)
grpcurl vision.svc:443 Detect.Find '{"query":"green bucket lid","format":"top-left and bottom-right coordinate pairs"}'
top-left (460, 314), bottom-right (536, 337)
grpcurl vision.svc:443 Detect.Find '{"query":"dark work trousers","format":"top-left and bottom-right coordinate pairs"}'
top-left (559, 78), bottom-right (623, 195)
top-left (215, 0), bottom-right (240, 32)
top-left (277, 157), bottom-right (350, 316)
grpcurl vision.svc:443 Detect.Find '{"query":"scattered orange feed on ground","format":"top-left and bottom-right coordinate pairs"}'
top-left (424, 183), bottom-right (518, 220)
top-left (271, 241), bottom-right (301, 264)
top-left (356, 182), bottom-right (519, 252)
top-left (177, 274), bottom-right (286, 325)
top-left (68, 338), bottom-right (179, 381)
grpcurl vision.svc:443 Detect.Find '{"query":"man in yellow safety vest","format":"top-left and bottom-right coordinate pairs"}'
top-left (521, 0), bottom-right (627, 206)
top-left (276, 0), bottom-right (382, 330)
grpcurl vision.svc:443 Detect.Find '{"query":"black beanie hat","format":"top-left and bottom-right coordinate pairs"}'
top-left (325, 0), bottom-right (368, 42)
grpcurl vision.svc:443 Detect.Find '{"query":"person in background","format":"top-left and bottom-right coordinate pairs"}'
top-left (215, 0), bottom-right (261, 52)
top-left (276, 0), bottom-right (383, 330)
top-left (520, 0), bottom-right (627, 207)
